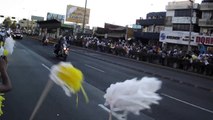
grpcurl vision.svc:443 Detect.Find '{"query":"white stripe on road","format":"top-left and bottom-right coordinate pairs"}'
top-left (162, 93), bottom-right (213, 114)
top-left (22, 49), bottom-right (29, 55)
top-left (98, 104), bottom-right (125, 120)
top-left (98, 104), bottom-right (111, 112)
top-left (42, 64), bottom-right (51, 71)
top-left (98, 104), bottom-right (154, 120)
top-left (85, 64), bottom-right (105, 73)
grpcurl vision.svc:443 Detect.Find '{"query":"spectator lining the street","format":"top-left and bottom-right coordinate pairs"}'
top-left (76, 36), bottom-right (213, 76)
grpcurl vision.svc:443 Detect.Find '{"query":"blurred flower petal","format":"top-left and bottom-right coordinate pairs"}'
top-left (0, 94), bottom-right (5, 116)
top-left (49, 62), bottom-right (88, 102)
top-left (4, 37), bottom-right (15, 55)
top-left (104, 77), bottom-right (162, 119)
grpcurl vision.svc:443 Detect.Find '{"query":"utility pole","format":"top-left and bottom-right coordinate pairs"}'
top-left (82, 0), bottom-right (87, 34)
top-left (187, 0), bottom-right (193, 53)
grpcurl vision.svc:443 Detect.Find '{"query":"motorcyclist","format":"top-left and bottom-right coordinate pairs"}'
top-left (42, 34), bottom-right (47, 43)
top-left (54, 35), bottom-right (68, 54)
top-left (42, 34), bottom-right (49, 46)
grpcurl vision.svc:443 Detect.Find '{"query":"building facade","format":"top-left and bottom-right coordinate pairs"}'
top-left (159, 0), bottom-right (202, 48)
top-left (18, 19), bottom-right (35, 29)
top-left (135, 12), bottom-right (166, 44)
top-left (199, 0), bottom-right (213, 35)
top-left (165, 0), bottom-right (200, 32)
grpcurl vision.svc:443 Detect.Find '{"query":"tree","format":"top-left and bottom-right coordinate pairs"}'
top-left (3, 17), bottom-right (12, 28)
top-left (10, 21), bottom-right (17, 30)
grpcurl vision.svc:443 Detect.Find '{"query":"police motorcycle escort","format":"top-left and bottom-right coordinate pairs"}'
top-left (54, 36), bottom-right (70, 61)
top-left (42, 34), bottom-right (49, 46)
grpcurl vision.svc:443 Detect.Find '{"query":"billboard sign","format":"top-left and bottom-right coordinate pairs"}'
top-left (47, 12), bottom-right (65, 23)
top-left (195, 35), bottom-right (213, 46)
top-left (66, 5), bottom-right (90, 24)
top-left (31, 15), bottom-right (44, 21)
top-left (159, 31), bottom-right (199, 46)
top-left (132, 24), bottom-right (142, 29)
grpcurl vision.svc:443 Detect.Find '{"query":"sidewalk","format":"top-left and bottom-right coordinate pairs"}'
top-left (31, 36), bottom-right (57, 44)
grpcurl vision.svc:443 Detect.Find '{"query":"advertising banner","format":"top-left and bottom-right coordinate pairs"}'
top-left (159, 31), bottom-right (199, 46)
top-left (47, 12), bottom-right (65, 23)
top-left (195, 35), bottom-right (213, 46)
top-left (66, 5), bottom-right (90, 24)
top-left (31, 15), bottom-right (44, 21)
top-left (132, 24), bottom-right (142, 29)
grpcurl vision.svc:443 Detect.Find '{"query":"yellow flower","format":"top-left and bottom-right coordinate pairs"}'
top-left (50, 62), bottom-right (88, 103)
top-left (0, 42), bottom-right (4, 47)
top-left (3, 49), bottom-right (9, 56)
top-left (57, 64), bottom-right (83, 93)
top-left (0, 95), bottom-right (5, 116)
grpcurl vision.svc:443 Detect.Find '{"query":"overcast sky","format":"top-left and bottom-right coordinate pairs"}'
top-left (0, 0), bottom-right (202, 27)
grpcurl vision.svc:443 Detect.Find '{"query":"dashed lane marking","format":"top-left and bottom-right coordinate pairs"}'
top-left (162, 93), bottom-right (213, 114)
top-left (85, 64), bottom-right (105, 73)
top-left (42, 64), bottom-right (50, 71)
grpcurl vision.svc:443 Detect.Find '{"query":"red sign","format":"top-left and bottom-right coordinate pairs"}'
top-left (195, 36), bottom-right (213, 46)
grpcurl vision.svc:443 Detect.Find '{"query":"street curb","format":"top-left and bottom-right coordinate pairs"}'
top-left (30, 36), bottom-right (57, 44)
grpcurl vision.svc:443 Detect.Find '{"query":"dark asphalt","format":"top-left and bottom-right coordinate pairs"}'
top-left (2, 42), bottom-right (111, 120)
top-left (2, 36), bottom-right (213, 120)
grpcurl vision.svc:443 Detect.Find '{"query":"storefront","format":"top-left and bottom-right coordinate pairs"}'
top-left (159, 31), bottom-right (213, 53)
top-left (159, 31), bottom-right (200, 50)
top-left (37, 19), bottom-right (73, 40)
top-left (195, 35), bottom-right (213, 53)
top-left (134, 31), bottom-right (160, 45)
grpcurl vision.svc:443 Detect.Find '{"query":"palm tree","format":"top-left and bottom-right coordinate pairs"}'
top-left (10, 21), bottom-right (17, 30)
top-left (3, 17), bottom-right (12, 28)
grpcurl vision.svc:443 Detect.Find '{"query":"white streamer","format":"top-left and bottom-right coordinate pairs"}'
top-left (4, 37), bottom-right (15, 55)
top-left (104, 77), bottom-right (162, 120)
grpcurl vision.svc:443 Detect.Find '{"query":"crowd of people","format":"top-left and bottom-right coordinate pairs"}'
top-left (70, 36), bottom-right (213, 76)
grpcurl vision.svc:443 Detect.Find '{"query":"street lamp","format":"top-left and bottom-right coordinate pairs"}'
top-left (82, 0), bottom-right (87, 34)
top-left (187, 0), bottom-right (193, 53)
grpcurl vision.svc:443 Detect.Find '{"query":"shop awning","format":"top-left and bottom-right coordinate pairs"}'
top-left (37, 19), bottom-right (61, 29)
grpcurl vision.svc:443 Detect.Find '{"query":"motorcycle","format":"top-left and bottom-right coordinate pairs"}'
top-left (54, 43), bottom-right (70, 61)
top-left (42, 38), bottom-right (49, 46)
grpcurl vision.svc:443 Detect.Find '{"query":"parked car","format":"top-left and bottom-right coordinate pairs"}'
top-left (12, 32), bottom-right (23, 39)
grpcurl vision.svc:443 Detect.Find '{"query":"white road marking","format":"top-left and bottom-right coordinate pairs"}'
top-left (162, 93), bottom-right (213, 114)
top-left (98, 104), bottom-right (124, 120)
top-left (98, 104), bottom-right (111, 112)
top-left (98, 104), bottom-right (154, 120)
top-left (42, 64), bottom-right (50, 71)
top-left (22, 49), bottom-right (29, 54)
top-left (85, 64), bottom-right (105, 73)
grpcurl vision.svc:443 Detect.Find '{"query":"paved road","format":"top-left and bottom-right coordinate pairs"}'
top-left (2, 42), bottom-right (113, 120)
top-left (1, 38), bottom-right (153, 120)
top-left (2, 36), bottom-right (213, 120)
